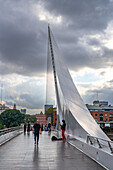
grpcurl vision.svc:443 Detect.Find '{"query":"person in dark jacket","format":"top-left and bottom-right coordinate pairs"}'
top-left (33, 120), bottom-right (41, 145)
top-left (48, 122), bottom-right (51, 132)
top-left (27, 122), bottom-right (31, 134)
top-left (61, 120), bottom-right (66, 140)
top-left (41, 124), bottom-right (43, 131)
top-left (24, 123), bottom-right (26, 134)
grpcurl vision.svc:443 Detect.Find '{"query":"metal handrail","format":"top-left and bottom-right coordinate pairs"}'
top-left (0, 126), bottom-right (22, 136)
top-left (87, 134), bottom-right (113, 153)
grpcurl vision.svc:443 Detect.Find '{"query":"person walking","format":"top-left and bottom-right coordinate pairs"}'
top-left (61, 120), bottom-right (66, 140)
top-left (48, 122), bottom-right (51, 133)
top-left (41, 124), bottom-right (43, 131)
top-left (33, 120), bottom-right (41, 145)
top-left (24, 123), bottom-right (26, 134)
top-left (27, 122), bottom-right (31, 134)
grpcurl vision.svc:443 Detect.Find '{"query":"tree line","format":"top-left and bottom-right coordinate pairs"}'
top-left (0, 109), bottom-right (37, 129)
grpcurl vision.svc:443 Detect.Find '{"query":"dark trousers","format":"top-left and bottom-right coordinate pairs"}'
top-left (34, 133), bottom-right (39, 143)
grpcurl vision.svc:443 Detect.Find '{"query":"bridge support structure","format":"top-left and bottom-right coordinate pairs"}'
top-left (47, 25), bottom-right (113, 169)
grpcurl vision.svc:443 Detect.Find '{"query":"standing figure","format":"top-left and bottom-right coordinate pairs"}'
top-left (41, 124), bottom-right (43, 131)
top-left (48, 122), bottom-right (51, 133)
top-left (45, 124), bottom-right (48, 131)
top-left (27, 122), bottom-right (31, 134)
top-left (61, 120), bottom-right (66, 140)
top-left (33, 120), bottom-right (41, 145)
top-left (24, 123), bottom-right (26, 134)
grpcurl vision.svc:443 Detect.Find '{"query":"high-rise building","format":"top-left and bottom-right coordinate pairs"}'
top-left (44, 104), bottom-right (53, 113)
top-left (13, 104), bottom-right (16, 109)
top-left (21, 109), bottom-right (26, 114)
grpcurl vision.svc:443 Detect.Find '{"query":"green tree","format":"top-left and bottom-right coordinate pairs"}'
top-left (0, 115), bottom-right (4, 129)
top-left (45, 107), bottom-right (53, 118)
top-left (24, 114), bottom-right (37, 124)
top-left (0, 123), bottom-right (4, 129)
top-left (0, 115), bottom-right (2, 124)
top-left (0, 109), bottom-right (25, 128)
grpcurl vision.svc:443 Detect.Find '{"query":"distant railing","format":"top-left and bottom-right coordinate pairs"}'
top-left (0, 126), bottom-right (23, 136)
top-left (87, 134), bottom-right (113, 153)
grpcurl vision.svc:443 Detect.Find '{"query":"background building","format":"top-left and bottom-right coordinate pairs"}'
top-left (86, 100), bottom-right (113, 128)
top-left (0, 104), bottom-right (9, 114)
top-left (44, 104), bottom-right (53, 113)
top-left (34, 112), bottom-right (47, 125)
top-left (21, 109), bottom-right (26, 114)
top-left (53, 107), bottom-right (57, 126)
top-left (13, 104), bottom-right (16, 109)
top-left (45, 104), bottom-right (53, 124)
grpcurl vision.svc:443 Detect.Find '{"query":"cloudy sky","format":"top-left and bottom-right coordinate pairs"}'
top-left (0, 0), bottom-right (113, 114)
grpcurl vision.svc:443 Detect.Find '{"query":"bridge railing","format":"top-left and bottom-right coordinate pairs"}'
top-left (0, 126), bottom-right (23, 136)
top-left (87, 134), bottom-right (113, 153)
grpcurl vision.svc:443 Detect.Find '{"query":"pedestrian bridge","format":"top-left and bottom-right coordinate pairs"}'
top-left (0, 131), bottom-right (105, 170)
top-left (0, 26), bottom-right (111, 169)
top-left (46, 26), bottom-right (113, 169)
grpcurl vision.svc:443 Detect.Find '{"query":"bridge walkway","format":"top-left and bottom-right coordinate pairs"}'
top-left (0, 131), bottom-right (105, 170)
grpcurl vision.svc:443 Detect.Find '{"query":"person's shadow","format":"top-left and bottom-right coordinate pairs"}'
top-left (33, 145), bottom-right (39, 162)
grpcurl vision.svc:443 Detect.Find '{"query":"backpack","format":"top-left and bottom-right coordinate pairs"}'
top-left (51, 136), bottom-right (62, 141)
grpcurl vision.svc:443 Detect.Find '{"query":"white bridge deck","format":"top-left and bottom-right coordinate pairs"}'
top-left (0, 131), bottom-right (105, 170)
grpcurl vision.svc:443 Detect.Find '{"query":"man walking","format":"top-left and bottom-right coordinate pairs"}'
top-left (27, 122), bottom-right (30, 135)
top-left (33, 120), bottom-right (41, 145)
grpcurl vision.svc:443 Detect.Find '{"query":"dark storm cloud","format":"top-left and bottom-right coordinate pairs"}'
top-left (6, 101), bottom-right (14, 106)
top-left (0, 0), bottom-right (47, 76)
top-left (82, 85), bottom-right (113, 105)
top-left (1, 0), bottom-right (113, 110)
top-left (86, 38), bottom-right (100, 46)
top-left (61, 44), bottom-right (113, 71)
top-left (4, 78), bottom-right (46, 109)
top-left (44, 0), bottom-right (113, 31)
top-left (19, 93), bottom-right (44, 109)
top-left (79, 75), bottom-right (113, 105)
top-left (41, 0), bottom-right (113, 71)
top-left (0, 0), bottom-right (113, 76)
